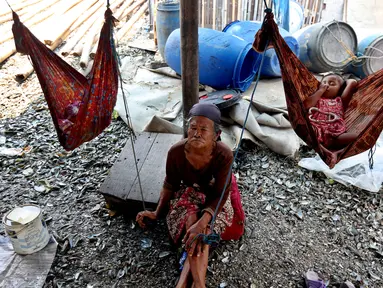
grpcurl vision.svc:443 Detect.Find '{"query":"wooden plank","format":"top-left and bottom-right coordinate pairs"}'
top-left (128, 39), bottom-right (157, 53)
top-left (201, 0), bottom-right (205, 27)
top-left (232, 0), bottom-right (236, 22)
top-left (222, 0), bottom-right (227, 28)
top-left (99, 132), bottom-right (157, 200)
top-left (253, 0), bottom-right (259, 21)
top-left (317, 0), bottom-right (324, 23)
top-left (212, 0), bottom-right (216, 29)
top-left (237, 0), bottom-right (241, 21)
top-left (128, 133), bottom-right (182, 204)
top-left (311, 0), bottom-right (318, 24)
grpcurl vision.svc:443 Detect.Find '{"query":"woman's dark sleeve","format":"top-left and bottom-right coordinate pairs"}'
top-left (163, 148), bottom-right (181, 192)
top-left (204, 152), bottom-right (233, 216)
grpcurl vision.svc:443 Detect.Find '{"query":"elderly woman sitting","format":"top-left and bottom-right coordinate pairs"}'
top-left (136, 103), bottom-right (245, 288)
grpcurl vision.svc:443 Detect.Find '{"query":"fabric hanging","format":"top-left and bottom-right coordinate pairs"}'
top-left (12, 8), bottom-right (119, 150)
top-left (253, 12), bottom-right (383, 168)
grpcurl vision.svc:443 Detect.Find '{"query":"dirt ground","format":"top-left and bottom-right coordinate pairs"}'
top-left (1, 12), bottom-right (383, 288)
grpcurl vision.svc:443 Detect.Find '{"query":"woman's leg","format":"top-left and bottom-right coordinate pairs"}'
top-left (176, 214), bottom-right (199, 288)
top-left (188, 239), bottom-right (209, 288)
top-left (176, 214), bottom-right (209, 288)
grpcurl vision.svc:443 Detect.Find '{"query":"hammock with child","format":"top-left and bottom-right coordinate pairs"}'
top-left (253, 11), bottom-right (383, 168)
top-left (11, 7), bottom-right (118, 151)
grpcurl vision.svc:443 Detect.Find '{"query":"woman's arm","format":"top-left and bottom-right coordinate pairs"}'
top-left (303, 83), bottom-right (328, 109)
top-left (341, 79), bottom-right (358, 109)
top-left (155, 187), bottom-right (173, 217)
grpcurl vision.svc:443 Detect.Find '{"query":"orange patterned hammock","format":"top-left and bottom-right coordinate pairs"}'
top-left (11, 8), bottom-right (119, 151)
top-left (253, 12), bottom-right (383, 168)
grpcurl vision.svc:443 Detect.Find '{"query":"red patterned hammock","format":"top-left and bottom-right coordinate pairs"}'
top-left (12, 8), bottom-right (118, 150)
top-left (253, 12), bottom-right (383, 168)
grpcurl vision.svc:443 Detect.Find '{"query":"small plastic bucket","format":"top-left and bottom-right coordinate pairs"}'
top-left (3, 205), bottom-right (50, 255)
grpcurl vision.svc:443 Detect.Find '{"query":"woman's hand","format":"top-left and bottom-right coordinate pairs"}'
top-left (136, 210), bottom-right (157, 229)
top-left (183, 221), bottom-right (207, 257)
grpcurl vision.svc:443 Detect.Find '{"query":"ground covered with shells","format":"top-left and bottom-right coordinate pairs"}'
top-left (1, 18), bottom-right (383, 288)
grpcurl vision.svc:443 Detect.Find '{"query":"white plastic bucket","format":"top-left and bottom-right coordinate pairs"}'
top-left (2, 205), bottom-right (50, 255)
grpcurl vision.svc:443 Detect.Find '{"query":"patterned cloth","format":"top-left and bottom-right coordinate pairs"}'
top-left (11, 9), bottom-right (118, 151)
top-left (309, 97), bottom-right (347, 147)
top-left (166, 175), bottom-right (243, 244)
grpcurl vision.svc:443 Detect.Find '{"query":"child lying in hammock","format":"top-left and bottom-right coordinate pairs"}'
top-left (58, 102), bottom-right (81, 133)
top-left (304, 73), bottom-right (358, 149)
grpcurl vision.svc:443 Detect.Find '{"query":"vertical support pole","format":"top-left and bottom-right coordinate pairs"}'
top-left (180, 0), bottom-right (199, 137)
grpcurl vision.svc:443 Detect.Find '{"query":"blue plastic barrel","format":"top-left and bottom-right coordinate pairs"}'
top-left (293, 21), bottom-right (357, 73)
top-left (156, 2), bottom-right (180, 58)
top-left (164, 28), bottom-right (259, 92)
top-left (222, 20), bottom-right (300, 77)
top-left (348, 34), bottom-right (383, 78)
top-left (289, 0), bottom-right (304, 34)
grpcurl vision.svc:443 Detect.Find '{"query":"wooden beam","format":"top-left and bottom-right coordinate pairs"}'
top-left (180, 0), bottom-right (199, 137)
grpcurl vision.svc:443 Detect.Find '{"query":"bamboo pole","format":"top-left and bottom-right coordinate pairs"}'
top-left (0, 5), bottom-right (28, 24)
top-left (0, 0), bottom-right (60, 44)
top-left (113, 0), bottom-right (134, 20)
top-left (12, 0), bottom-right (112, 79)
top-left (0, 42), bottom-right (16, 64)
top-left (116, 3), bottom-right (148, 41)
top-left (79, 0), bottom-right (126, 68)
top-left (118, 0), bottom-right (145, 22)
top-left (88, 0), bottom-right (136, 58)
top-left (72, 40), bottom-right (85, 56)
top-left (79, 60), bottom-right (94, 77)
top-left (1, 0), bottom-right (85, 64)
top-left (0, 0), bottom-right (43, 18)
top-left (60, 1), bottom-right (105, 56)
top-left (42, 0), bottom-right (89, 45)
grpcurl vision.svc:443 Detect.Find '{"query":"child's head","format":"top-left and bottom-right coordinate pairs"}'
top-left (321, 73), bottom-right (346, 99)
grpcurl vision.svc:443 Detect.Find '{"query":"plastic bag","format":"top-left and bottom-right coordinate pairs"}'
top-left (298, 134), bottom-right (383, 192)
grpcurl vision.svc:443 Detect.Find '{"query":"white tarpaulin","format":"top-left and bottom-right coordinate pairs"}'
top-left (115, 65), bottom-right (300, 157)
top-left (299, 134), bottom-right (383, 193)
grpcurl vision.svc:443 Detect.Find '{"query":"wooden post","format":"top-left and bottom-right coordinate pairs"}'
top-left (180, 0), bottom-right (199, 137)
